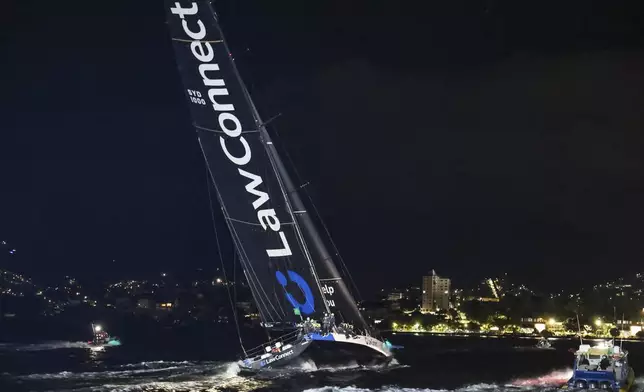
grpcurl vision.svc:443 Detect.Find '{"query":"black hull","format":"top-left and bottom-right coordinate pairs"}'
top-left (305, 340), bottom-right (393, 368)
top-left (238, 338), bottom-right (312, 372)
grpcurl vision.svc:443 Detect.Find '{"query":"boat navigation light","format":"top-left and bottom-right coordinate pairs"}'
top-left (94, 325), bottom-right (102, 332)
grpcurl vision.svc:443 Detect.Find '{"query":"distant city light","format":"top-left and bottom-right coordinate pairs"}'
top-left (595, 319), bottom-right (602, 326)
top-left (548, 318), bottom-right (556, 325)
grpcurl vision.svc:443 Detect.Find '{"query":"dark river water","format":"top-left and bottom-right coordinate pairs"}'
top-left (1, 332), bottom-right (641, 392)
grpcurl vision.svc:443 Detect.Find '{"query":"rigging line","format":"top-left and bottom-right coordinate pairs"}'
top-left (228, 225), bottom-right (280, 322)
top-left (270, 127), bottom-right (363, 303)
top-left (232, 244), bottom-right (238, 327)
top-left (221, 194), bottom-right (277, 323)
top-left (201, 151), bottom-right (271, 323)
top-left (241, 266), bottom-right (273, 323)
top-left (228, 223), bottom-right (282, 321)
top-left (225, 217), bottom-right (294, 227)
top-left (205, 167), bottom-right (246, 355)
top-left (226, 222), bottom-right (272, 323)
top-left (259, 127), bottom-right (331, 315)
top-left (258, 159), bottom-right (288, 320)
top-left (199, 140), bottom-right (280, 322)
top-left (195, 124), bottom-right (260, 134)
top-left (172, 38), bottom-right (223, 43)
top-left (228, 223), bottom-right (282, 320)
top-left (303, 190), bottom-right (363, 303)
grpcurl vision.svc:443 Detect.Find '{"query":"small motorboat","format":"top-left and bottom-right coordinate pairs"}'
top-left (385, 339), bottom-right (404, 350)
top-left (561, 340), bottom-right (635, 392)
top-left (88, 323), bottom-right (121, 349)
top-left (536, 337), bottom-right (553, 349)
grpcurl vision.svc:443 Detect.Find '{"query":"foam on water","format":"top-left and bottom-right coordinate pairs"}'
top-left (15, 360), bottom-right (223, 380)
top-left (10, 360), bottom-right (268, 392)
top-left (117, 360), bottom-right (194, 369)
top-left (509, 368), bottom-right (573, 387)
top-left (303, 377), bottom-right (644, 392)
top-left (0, 340), bottom-right (90, 351)
top-left (264, 356), bottom-right (406, 377)
top-left (302, 368), bottom-right (579, 392)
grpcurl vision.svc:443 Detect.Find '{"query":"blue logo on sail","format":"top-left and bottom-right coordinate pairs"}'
top-left (275, 270), bottom-right (315, 315)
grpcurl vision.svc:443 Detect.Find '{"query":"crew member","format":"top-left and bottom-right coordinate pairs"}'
top-left (322, 313), bottom-right (330, 334)
top-left (329, 312), bottom-right (336, 332)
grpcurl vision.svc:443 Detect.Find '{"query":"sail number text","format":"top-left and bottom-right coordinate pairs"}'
top-left (187, 89), bottom-right (206, 105)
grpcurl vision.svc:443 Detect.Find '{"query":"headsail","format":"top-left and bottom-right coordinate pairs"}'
top-left (165, 0), bottom-right (326, 327)
top-left (291, 196), bottom-right (370, 332)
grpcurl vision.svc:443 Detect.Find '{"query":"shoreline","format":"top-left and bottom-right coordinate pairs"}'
top-left (383, 330), bottom-right (644, 342)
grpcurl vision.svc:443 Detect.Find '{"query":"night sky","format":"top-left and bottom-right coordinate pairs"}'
top-left (2, 0), bottom-right (644, 296)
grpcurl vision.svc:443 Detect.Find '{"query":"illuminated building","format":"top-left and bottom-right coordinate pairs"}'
top-left (421, 270), bottom-right (450, 312)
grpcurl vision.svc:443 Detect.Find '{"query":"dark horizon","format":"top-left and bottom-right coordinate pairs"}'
top-left (3, 0), bottom-right (644, 298)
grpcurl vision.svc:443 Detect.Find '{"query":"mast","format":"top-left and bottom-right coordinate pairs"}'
top-left (620, 313), bottom-right (624, 349)
top-left (262, 128), bottom-right (369, 330)
top-left (576, 312), bottom-right (583, 345)
top-left (204, 2), bottom-right (368, 331)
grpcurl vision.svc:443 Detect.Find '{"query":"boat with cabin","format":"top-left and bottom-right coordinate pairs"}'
top-left (562, 340), bottom-right (634, 392)
top-left (164, 0), bottom-right (396, 371)
top-left (88, 323), bottom-right (121, 349)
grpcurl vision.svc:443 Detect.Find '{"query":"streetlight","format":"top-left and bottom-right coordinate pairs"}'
top-left (548, 318), bottom-right (556, 325)
top-left (595, 319), bottom-right (602, 327)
